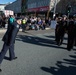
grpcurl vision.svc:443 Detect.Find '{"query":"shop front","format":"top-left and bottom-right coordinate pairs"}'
top-left (27, 6), bottom-right (53, 18)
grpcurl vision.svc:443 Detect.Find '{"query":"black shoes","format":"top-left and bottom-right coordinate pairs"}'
top-left (10, 57), bottom-right (18, 61)
top-left (0, 69), bottom-right (2, 72)
top-left (13, 57), bottom-right (17, 60)
top-left (0, 64), bottom-right (2, 72)
top-left (67, 48), bottom-right (72, 51)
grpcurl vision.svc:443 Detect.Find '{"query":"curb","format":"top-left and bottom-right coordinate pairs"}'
top-left (0, 29), bottom-right (7, 33)
top-left (0, 28), bottom-right (53, 33)
top-left (0, 29), bottom-right (22, 33)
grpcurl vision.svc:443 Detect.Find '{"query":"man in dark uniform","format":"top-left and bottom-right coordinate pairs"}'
top-left (55, 17), bottom-right (65, 46)
top-left (62, 15), bottom-right (68, 33)
top-left (0, 17), bottom-right (22, 72)
top-left (73, 15), bottom-right (76, 46)
top-left (67, 16), bottom-right (75, 51)
top-left (55, 17), bottom-right (61, 43)
top-left (60, 15), bottom-right (68, 44)
top-left (55, 16), bottom-right (67, 46)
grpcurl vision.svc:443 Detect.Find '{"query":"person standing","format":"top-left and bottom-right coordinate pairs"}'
top-left (67, 17), bottom-right (75, 51)
top-left (22, 17), bottom-right (27, 32)
top-left (73, 15), bottom-right (76, 46)
top-left (60, 15), bottom-right (68, 44)
top-left (8, 15), bottom-right (15, 25)
top-left (55, 17), bottom-right (64, 46)
top-left (0, 18), bottom-right (22, 72)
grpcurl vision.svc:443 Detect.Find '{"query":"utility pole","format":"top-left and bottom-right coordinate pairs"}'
top-left (46, 0), bottom-right (51, 19)
top-left (47, 0), bottom-right (56, 19)
top-left (53, 0), bottom-right (57, 19)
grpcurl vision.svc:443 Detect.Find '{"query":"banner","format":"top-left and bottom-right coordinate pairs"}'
top-left (28, 6), bottom-right (49, 12)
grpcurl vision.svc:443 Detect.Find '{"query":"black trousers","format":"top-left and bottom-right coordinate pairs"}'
top-left (56, 31), bottom-right (65, 45)
top-left (0, 43), bottom-right (15, 64)
top-left (67, 35), bottom-right (75, 50)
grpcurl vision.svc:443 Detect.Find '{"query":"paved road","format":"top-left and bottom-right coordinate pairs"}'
top-left (0, 29), bottom-right (76, 75)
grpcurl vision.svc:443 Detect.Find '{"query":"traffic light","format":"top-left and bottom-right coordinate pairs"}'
top-left (67, 5), bottom-right (71, 13)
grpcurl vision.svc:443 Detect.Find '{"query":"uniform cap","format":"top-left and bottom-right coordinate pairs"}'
top-left (16, 17), bottom-right (22, 20)
top-left (73, 14), bottom-right (76, 18)
top-left (58, 17), bottom-right (62, 19)
top-left (62, 15), bottom-right (67, 17)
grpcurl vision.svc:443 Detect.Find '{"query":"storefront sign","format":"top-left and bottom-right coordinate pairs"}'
top-left (28, 6), bottom-right (49, 12)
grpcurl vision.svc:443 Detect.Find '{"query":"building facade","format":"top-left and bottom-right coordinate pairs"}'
top-left (27, 0), bottom-right (50, 12)
top-left (0, 4), bottom-right (6, 11)
top-left (5, 0), bottom-right (76, 16)
top-left (25, 0), bottom-right (76, 15)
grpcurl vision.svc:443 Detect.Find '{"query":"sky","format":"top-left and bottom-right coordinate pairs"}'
top-left (0, 0), bottom-right (16, 4)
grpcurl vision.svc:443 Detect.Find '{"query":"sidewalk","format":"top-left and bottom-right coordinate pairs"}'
top-left (0, 28), bottom-right (23, 33)
top-left (0, 28), bottom-right (7, 33)
top-left (0, 27), bottom-right (52, 33)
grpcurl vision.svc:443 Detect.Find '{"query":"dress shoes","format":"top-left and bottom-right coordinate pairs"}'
top-left (13, 57), bottom-right (17, 60)
top-left (10, 57), bottom-right (18, 61)
top-left (67, 48), bottom-right (72, 51)
top-left (0, 69), bottom-right (2, 72)
top-left (0, 64), bottom-right (2, 72)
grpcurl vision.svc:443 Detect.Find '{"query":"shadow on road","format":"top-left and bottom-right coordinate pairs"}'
top-left (45, 35), bottom-right (68, 40)
top-left (40, 53), bottom-right (76, 75)
top-left (16, 34), bottom-right (67, 50)
top-left (45, 35), bottom-right (68, 45)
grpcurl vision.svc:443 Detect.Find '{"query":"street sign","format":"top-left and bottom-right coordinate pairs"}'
top-left (51, 20), bottom-right (57, 29)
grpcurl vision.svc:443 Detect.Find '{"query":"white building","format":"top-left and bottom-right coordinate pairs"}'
top-left (0, 4), bottom-right (6, 11)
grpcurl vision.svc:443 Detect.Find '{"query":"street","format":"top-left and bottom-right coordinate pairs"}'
top-left (0, 29), bottom-right (76, 75)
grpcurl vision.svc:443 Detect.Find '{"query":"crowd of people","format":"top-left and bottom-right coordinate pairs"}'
top-left (0, 14), bottom-right (76, 52)
top-left (21, 16), bottom-right (51, 31)
top-left (0, 15), bottom-right (51, 31)
top-left (55, 15), bottom-right (76, 51)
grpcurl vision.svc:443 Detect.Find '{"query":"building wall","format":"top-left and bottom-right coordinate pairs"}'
top-left (26, 0), bottom-right (50, 13)
top-left (27, 0), bottom-right (50, 9)
top-left (56, 0), bottom-right (76, 14)
top-left (21, 0), bottom-right (27, 13)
